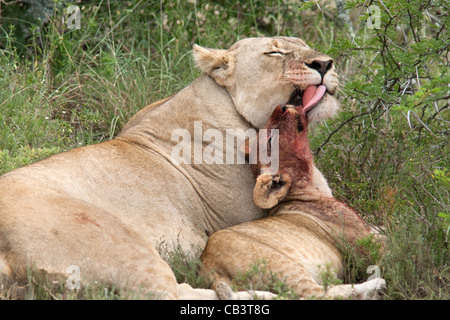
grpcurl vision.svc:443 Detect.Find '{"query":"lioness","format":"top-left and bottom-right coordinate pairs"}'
top-left (201, 104), bottom-right (386, 299)
top-left (0, 37), bottom-right (339, 299)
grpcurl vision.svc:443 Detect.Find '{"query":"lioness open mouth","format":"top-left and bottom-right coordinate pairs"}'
top-left (287, 85), bottom-right (327, 115)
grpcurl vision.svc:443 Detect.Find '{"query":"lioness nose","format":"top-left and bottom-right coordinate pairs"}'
top-left (305, 59), bottom-right (333, 79)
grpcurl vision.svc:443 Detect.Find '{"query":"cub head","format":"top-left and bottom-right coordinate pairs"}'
top-left (243, 105), bottom-right (313, 209)
top-left (193, 36), bottom-right (339, 128)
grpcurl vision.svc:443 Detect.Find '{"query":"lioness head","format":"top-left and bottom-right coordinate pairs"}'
top-left (193, 37), bottom-right (339, 128)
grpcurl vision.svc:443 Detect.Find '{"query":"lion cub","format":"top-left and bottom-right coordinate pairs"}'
top-left (200, 105), bottom-right (385, 299)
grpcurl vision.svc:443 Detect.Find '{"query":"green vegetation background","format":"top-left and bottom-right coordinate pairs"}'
top-left (0, 0), bottom-right (448, 299)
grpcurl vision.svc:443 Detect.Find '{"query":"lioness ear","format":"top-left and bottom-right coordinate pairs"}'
top-left (192, 44), bottom-right (234, 86)
top-left (253, 173), bottom-right (292, 209)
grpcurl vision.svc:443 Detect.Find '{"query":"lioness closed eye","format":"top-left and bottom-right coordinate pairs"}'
top-left (0, 37), bottom-right (339, 299)
top-left (200, 104), bottom-right (386, 300)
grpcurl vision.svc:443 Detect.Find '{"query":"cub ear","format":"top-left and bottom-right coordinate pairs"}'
top-left (253, 173), bottom-right (292, 209)
top-left (192, 44), bottom-right (235, 86)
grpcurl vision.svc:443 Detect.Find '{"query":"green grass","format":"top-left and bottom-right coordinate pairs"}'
top-left (0, 266), bottom-right (152, 300)
top-left (157, 240), bottom-right (214, 290)
top-left (0, 0), bottom-right (448, 299)
top-left (230, 259), bottom-right (298, 299)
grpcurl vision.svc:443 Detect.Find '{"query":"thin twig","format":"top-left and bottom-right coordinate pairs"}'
top-left (314, 110), bottom-right (372, 155)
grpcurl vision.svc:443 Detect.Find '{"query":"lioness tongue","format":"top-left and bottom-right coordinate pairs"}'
top-left (302, 85), bottom-right (327, 114)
